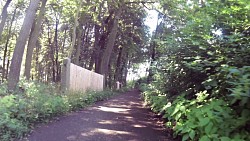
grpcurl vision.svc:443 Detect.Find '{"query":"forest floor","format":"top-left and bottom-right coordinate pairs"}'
top-left (21, 90), bottom-right (173, 141)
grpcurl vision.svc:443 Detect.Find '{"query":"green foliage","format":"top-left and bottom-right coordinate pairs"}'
top-left (142, 0), bottom-right (250, 140)
top-left (142, 85), bottom-right (250, 141)
top-left (0, 81), bottom-right (118, 140)
top-left (167, 95), bottom-right (250, 141)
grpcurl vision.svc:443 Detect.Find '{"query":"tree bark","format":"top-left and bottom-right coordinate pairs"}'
top-left (123, 54), bottom-right (130, 86)
top-left (34, 41), bottom-right (41, 81)
top-left (54, 19), bottom-right (59, 82)
top-left (50, 19), bottom-right (59, 82)
top-left (99, 4), bottom-right (123, 75)
top-left (75, 27), bottom-right (83, 65)
top-left (0, 0), bottom-right (12, 40)
top-left (2, 7), bottom-right (16, 82)
top-left (88, 1), bottom-right (104, 71)
top-left (67, 0), bottom-right (83, 58)
top-left (114, 46), bottom-right (124, 82)
top-left (8, 0), bottom-right (41, 91)
top-left (24, 0), bottom-right (47, 80)
top-left (147, 13), bottom-right (160, 83)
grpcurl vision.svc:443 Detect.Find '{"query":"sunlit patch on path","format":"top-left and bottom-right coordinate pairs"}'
top-left (22, 90), bottom-right (172, 141)
top-left (96, 106), bottom-right (131, 113)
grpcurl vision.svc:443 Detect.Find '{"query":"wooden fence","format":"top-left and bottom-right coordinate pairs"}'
top-left (61, 58), bottom-right (103, 92)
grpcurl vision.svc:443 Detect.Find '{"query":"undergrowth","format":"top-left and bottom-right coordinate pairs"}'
top-left (0, 80), bottom-right (119, 141)
top-left (140, 71), bottom-right (250, 141)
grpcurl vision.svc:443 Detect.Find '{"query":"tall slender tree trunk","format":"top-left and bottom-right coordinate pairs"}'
top-left (123, 54), bottom-right (130, 86)
top-left (75, 27), bottom-right (83, 65)
top-left (54, 19), bottom-right (59, 82)
top-left (107, 62), bottom-right (113, 88)
top-left (24, 0), bottom-right (47, 80)
top-left (114, 46), bottom-right (125, 82)
top-left (88, 1), bottom-right (104, 71)
top-left (2, 7), bottom-right (16, 82)
top-left (99, 4), bottom-right (123, 75)
top-left (61, 28), bottom-right (67, 54)
top-left (95, 25), bottom-right (107, 73)
top-left (6, 51), bottom-right (11, 79)
top-left (8, 0), bottom-right (41, 91)
top-left (147, 14), bottom-right (160, 83)
top-left (35, 41), bottom-right (41, 81)
top-left (0, 0), bottom-right (12, 39)
top-left (68, 0), bottom-right (83, 58)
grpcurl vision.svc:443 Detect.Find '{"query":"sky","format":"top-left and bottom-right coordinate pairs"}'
top-left (126, 9), bottom-right (158, 82)
top-left (145, 9), bottom-right (159, 34)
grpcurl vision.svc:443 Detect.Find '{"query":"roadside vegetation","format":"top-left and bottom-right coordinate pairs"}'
top-left (1, 0), bottom-right (249, 140)
top-left (139, 0), bottom-right (250, 141)
top-left (0, 80), bottom-right (121, 141)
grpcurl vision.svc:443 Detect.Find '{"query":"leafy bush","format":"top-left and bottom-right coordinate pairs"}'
top-left (141, 84), bottom-right (250, 141)
top-left (141, 0), bottom-right (250, 140)
top-left (0, 81), bottom-right (119, 140)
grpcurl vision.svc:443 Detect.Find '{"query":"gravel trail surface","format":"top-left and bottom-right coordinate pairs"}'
top-left (23, 90), bottom-right (172, 141)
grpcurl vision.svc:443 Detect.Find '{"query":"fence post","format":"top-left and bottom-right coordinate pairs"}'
top-left (116, 81), bottom-right (122, 90)
top-left (61, 58), bottom-right (71, 92)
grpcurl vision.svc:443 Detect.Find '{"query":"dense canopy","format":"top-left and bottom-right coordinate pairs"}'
top-left (0, 0), bottom-right (249, 140)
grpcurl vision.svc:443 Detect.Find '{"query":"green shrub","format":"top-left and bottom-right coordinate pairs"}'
top-left (0, 82), bottom-right (8, 97)
top-left (141, 84), bottom-right (250, 141)
top-left (0, 95), bottom-right (28, 141)
top-left (0, 81), bottom-right (119, 140)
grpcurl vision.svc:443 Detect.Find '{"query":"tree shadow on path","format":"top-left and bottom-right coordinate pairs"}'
top-left (22, 90), bottom-right (173, 141)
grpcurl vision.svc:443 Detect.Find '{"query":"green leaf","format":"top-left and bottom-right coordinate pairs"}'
top-left (229, 68), bottom-right (240, 74)
top-left (199, 117), bottom-right (210, 127)
top-left (175, 112), bottom-right (182, 120)
top-left (199, 135), bottom-right (210, 141)
top-left (171, 104), bottom-right (180, 116)
top-left (189, 130), bottom-right (195, 140)
top-left (220, 137), bottom-right (231, 141)
top-left (182, 133), bottom-right (189, 141)
top-left (205, 122), bottom-right (213, 135)
top-left (241, 109), bottom-right (250, 117)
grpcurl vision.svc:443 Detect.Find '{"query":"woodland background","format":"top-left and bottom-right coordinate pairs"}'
top-left (0, 0), bottom-right (250, 141)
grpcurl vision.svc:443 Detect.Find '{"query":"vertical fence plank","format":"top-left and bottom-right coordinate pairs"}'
top-left (61, 59), bottom-right (104, 92)
top-left (61, 58), bottom-right (71, 92)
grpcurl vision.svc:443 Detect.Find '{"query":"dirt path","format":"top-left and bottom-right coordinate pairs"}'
top-left (22, 90), bottom-right (173, 141)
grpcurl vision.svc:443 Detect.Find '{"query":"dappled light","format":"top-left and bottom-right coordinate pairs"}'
top-left (81, 128), bottom-right (136, 136)
top-left (96, 106), bottom-right (131, 114)
top-left (98, 120), bottom-right (114, 125)
top-left (22, 90), bottom-right (169, 141)
top-left (1, 0), bottom-right (248, 140)
top-left (131, 124), bottom-right (147, 128)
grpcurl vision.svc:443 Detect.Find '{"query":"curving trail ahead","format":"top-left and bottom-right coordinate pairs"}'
top-left (22, 90), bottom-right (173, 141)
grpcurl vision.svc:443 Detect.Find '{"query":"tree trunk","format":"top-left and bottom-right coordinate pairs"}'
top-left (67, 0), bottom-right (83, 58)
top-left (75, 27), bottom-right (83, 65)
top-left (99, 5), bottom-right (123, 75)
top-left (114, 45), bottom-right (126, 82)
top-left (61, 28), bottom-right (67, 54)
top-left (2, 7), bottom-right (16, 82)
top-left (35, 41), bottom-right (41, 81)
top-left (95, 25), bottom-right (107, 73)
top-left (6, 51), bottom-right (11, 80)
top-left (24, 0), bottom-right (47, 80)
top-left (46, 20), bottom-right (52, 82)
top-left (0, 0), bottom-right (12, 40)
top-left (54, 19), bottom-right (59, 82)
top-left (88, 1), bottom-right (104, 71)
top-left (123, 54), bottom-right (130, 86)
top-left (50, 19), bottom-right (59, 82)
top-left (8, 0), bottom-right (41, 91)
top-left (147, 13), bottom-right (160, 83)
